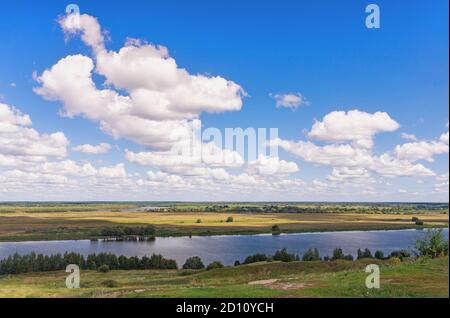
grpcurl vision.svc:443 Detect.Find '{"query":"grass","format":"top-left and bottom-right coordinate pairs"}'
top-left (0, 257), bottom-right (447, 298)
top-left (0, 209), bottom-right (448, 241)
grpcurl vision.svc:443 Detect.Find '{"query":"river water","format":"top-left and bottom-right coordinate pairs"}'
top-left (0, 228), bottom-right (447, 266)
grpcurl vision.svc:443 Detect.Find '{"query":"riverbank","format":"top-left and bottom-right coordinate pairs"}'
top-left (0, 256), bottom-right (447, 298)
top-left (0, 210), bottom-right (447, 242)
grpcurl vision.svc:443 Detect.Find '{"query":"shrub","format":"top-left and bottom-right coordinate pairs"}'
top-left (226, 217), bottom-right (234, 223)
top-left (343, 254), bottom-right (354, 261)
top-left (102, 279), bottom-right (118, 288)
top-left (182, 256), bottom-right (205, 270)
top-left (97, 264), bottom-right (110, 273)
top-left (302, 248), bottom-right (321, 261)
top-left (415, 220), bottom-right (424, 226)
top-left (390, 257), bottom-right (402, 265)
top-left (374, 250), bottom-right (385, 260)
top-left (271, 225), bottom-right (280, 232)
top-left (243, 253), bottom-right (268, 264)
top-left (389, 250), bottom-right (411, 260)
top-left (196, 219), bottom-right (202, 224)
top-left (206, 261), bottom-right (224, 271)
top-left (234, 260), bottom-right (241, 266)
top-left (415, 229), bottom-right (449, 258)
top-left (411, 217), bottom-right (419, 222)
top-left (272, 248), bottom-right (299, 262)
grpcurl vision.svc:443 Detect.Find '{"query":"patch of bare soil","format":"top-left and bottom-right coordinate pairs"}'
top-left (248, 279), bottom-right (312, 290)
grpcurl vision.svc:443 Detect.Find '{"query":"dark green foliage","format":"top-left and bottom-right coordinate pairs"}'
top-left (411, 217), bottom-right (419, 222)
top-left (389, 250), bottom-right (411, 260)
top-left (272, 248), bottom-right (299, 262)
top-left (357, 248), bottom-right (373, 259)
top-left (206, 261), bottom-right (224, 271)
top-left (234, 260), bottom-right (241, 266)
top-left (99, 225), bottom-right (155, 238)
top-left (102, 280), bottom-right (119, 288)
top-left (243, 253), bottom-right (269, 264)
top-left (225, 217), bottom-right (234, 223)
top-left (374, 250), bottom-right (385, 260)
top-left (415, 229), bottom-right (449, 258)
top-left (331, 248), bottom-right (353, 261)
top-left (0, 252), bottom-right (177, 275)
top-left (97, 264), bottom-right (110, 273)
top-left (415, 220), bottom-right (424, 226)
top-left (302, 248), bottom-right (321, 261)
top-left (182, 256), bottom-right (205, 270)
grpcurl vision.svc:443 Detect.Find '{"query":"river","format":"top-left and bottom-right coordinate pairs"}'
top-left (0, 228), bottom-right (447, 266)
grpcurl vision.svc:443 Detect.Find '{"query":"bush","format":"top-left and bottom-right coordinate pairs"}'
top-left (415, 220), bottom-right (424, 226)
top-left (302, 248), bottom-right (321, 261)
top-left (271, 225), bottom-right (280, 232)
top-left (389, 250), bottom-right (411, 260)
top-left (411, 217), bottom-right (419, 222)
top-left (234, 260), bottom-right (241, 266)
top-left (226, 217), bottom-right (234, 223)
top-left (206, 261), bottom-right (224, 271)
top-left (390, 257), bottom-right (402, 265)
top-left (97, 264), bottom-right (110, 273)
top-left (182, 256), bottom-right (205, 270)
top-left (272, 248), bottom-right (299, 262)
top-left (196, 219), bottom-right (202, 224)
top-left (102, 279), bottom-right (118, 288)
top-left (243, 253), bottom-right (268, 264)
top-left (374, 250), bottom-right (385, 260)
top-left (415, 229), bottom-right (449, 258)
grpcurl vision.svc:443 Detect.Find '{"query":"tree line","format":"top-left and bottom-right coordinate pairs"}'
top-left (0, 252), bottom-right (177, 275)
top-left (1, 229), bottom-right (447, 275)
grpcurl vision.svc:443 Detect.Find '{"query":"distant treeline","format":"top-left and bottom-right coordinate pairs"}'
top-left (173, 203), bottom-right (449, 214)
top-left (97, 225), bottom-right (156, 238)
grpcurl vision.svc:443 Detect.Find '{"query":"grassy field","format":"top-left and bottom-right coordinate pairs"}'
top-left (0, 256), bottom-right (447, 298)
top-left (0, 207), bottom-right (448, 241)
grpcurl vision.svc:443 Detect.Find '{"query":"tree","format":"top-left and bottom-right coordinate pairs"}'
top-left (357, 248), bottom-right (373, 259)
top-left (182, 256), bottom-right (205, 270)
top-left (415, 229), bottom-right (449, 258)
top-left (273, 248), bottom-right (299, 262)
top-left (243, 253), bottom-right (268, 264)
top-left (332, 248), bottom-right (353, 261)
top-left (374, 250), bottom-right (385, 260)
top-left (332, 248), bottom-right (345, 260)
top-left (302, 248), bottom-right (320, 261)
top-left (206, 261), bottom-right (224, 271)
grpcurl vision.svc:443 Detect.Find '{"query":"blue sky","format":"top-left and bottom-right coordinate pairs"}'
top-left (0, 0), bottom-right (448, 201)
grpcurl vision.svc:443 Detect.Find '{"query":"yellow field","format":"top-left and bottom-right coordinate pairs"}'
top-left (0, 210), bottom-right (448, 241)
